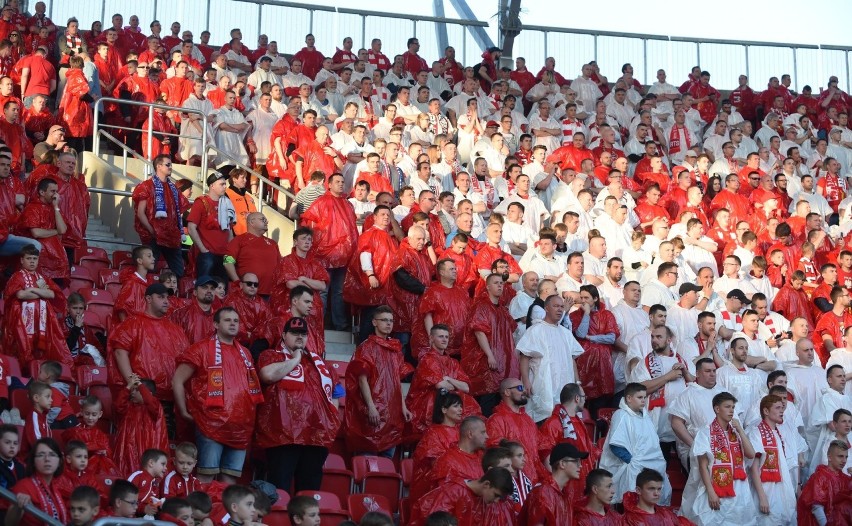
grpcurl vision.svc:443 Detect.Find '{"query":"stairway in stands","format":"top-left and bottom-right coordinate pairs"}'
top-left (84, 216), bottom-right (359, 362)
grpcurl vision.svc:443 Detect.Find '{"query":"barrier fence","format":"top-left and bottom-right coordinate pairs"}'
top-left (41, 0), bottom-right (852, 92)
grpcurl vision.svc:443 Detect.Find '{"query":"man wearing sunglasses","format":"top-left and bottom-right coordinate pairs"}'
top-left (486, 378), bottom-right (547, 484)
top-left (223, 272), bottom-right (264, 347)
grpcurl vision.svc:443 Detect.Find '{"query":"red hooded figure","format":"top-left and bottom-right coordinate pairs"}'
top-left (411, 280), bottom-right (471, 359)
top-left (15, 198), bottom-right (68, 281)
top-left (570, 300), bottom-right (620, 400)
top-left (410, 423), bottom-right (459, 502)
top-left (487, 403), bottom-right (546, 483)
top-left (342, 222), bottom-right (399, 307)
top-left (113, 381), bottom-right (169, 477)
top-left (58, 66), bottom-right (92, 139)
top-left (344, 333), bottom-right (413, 453)
top-left (269, 247), bottom-right (329, 332)
top-left (460, 284), bottom-right (518, 397)
top-left (113, 266), bottom-right (156, 322)
top-left (798, 464), bottom-right (848, 526)
top-left (299, 186), bottom-right (359, 270)
top-left (388, 236), bottom-right (433, 335)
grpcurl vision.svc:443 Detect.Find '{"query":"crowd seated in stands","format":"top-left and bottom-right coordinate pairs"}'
top-left (3, 1), bottom-right (852, 524)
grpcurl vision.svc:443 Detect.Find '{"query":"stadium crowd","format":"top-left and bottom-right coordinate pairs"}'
top-left (3, 0), bottom-right (852, 525)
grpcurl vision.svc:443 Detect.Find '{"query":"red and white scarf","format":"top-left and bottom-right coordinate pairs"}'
top-left (763, 316), bottom-right (777, 336)
top-left (559, 406), bottom-right (578, 440)
top-left (471, 175), bottom-right (496, 210)
top-left (277, 343), bottom-right (335, 404)
top-left (721, 310), bottom-right (742, 327)
top-left (757, 421), bottom-right (786, 483)
top-left (644, 351), bottom-right (688, 410)
top-left (65, 32), bottom-right (83, 51)
top-left (20, 271), bottom-right (48, 339)
top-left (206, 337), bottom-right (263, 408)
top-left (33, 477), bottom-right (67, 524)
top-left (709, 419), bottom-right (747, 498)
top-left (668, 125), bottom-right (692, 156)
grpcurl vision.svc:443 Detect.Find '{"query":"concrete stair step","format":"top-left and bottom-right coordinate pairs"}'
top-left (325, 329), bottom-right (354, 344)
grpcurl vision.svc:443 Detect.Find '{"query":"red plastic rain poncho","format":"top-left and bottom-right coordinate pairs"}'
top-left (486, 403), bottom-right (545, 483)
top-left (520, 476), bottom-right (573, 526)
top-left (108, 313), bottom-right (189, 397)
top-left (405, 348), bottom-right (481, 438)
top-left (343, 226), bottom-right (398, 307)
top-left (343, 335), bottom-right (413, 452)
top-left (1, 269), bottom-right (71, 369)
top-left (570, 303), bottom-right (620, 400)
top-left (269, 252), bottom-right (329, 331)
top-left (460, 297), bottom-right (517, 396)
top-left (622, 491), bottom-right (694, 526)
top-left (16, 201), bottom-right (69, 280)
top-left (131, 178), bottom-right (191, 249)
top-left (112, 268), bottom-right (155, 322)
top-left (388, 238), bottom-right (433, 333)
top-left (59, 68), bottom-right (92, 137)
top-left (538, 404), bottom-right (601, 503)
top-left (410, 478), bottom-right (487, 526)
top-left (299, 192), bottom-right (358, 269)
top-left (255, 347), bottom-right (341, 449)
top-left (798, 464), bottom-right (848, 526)
top-left (254, 309), bottom-right (325, 358)
top-left (401, 205), bottom-right (446, 250)
top-left (176, 338), bottom-right (260, 449)
top-left (410, 424), bottom-right (458, 502)
top-left (169, 300), bottom-right (215, 345)
top-left (411, 283), bottom-right (471, 359)
top-left (223, 289), bottom-right (266, 345)
top-left (112, 383), bottom-right (168, 476)
top-left (62, 424), bottom-right (119, 476)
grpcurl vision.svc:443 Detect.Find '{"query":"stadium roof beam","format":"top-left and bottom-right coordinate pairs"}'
top-left (444, 0), bottom-right (496, 51)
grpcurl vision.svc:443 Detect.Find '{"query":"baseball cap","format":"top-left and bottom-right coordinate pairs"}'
top-left (678, 283), bottom-right (702, 295)
top-left (206, 171), bottom-right (227, 186)
top-left (283, 317), bottom-right (309, 334)
top-left (726, 289), bottom-right (751, 304)
top-left (486, 120), bottom-right (499, 128)
top-left (195, 276), bottom-right (218, 288)
top-left (258, 56), bottom-right (272, 63)
top-left (684, 149), bottom-right (698, 157)
top-left (550, 443), bottom-right (588, 467)
top-left (145, 283), bottom-right (169, 296)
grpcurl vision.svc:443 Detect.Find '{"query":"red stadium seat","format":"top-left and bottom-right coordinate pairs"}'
top-left (352, 456), bottom-right (402, 512)
top-left (28, 360), bottom-right (74, 384)
top-left (112, 250), bottom-right (133, 269)
top-left (83, 310), bottom-right (108, 344)
top-left (10, 389), bottom-right (32, 414)
top-left (86, 303), bottom-right (114, 323)
top-left (179, 276), bottom-right (195, 297)
top-left (79, 247), bottom-right (109, 265)
top-left (321, 454), bottom-right (354, 509)
top-left (262, 511), bottom-right (291, 526)
top-left (68, 266), bottom-right (96, 293)
top-left (76, 365), bottom-right (108, 390)
top-left (399, 496), bottom-right (411, 526)
top-left (272, 490), bottom-right (290, 510)
top-left (0, 355), bottom-right (22, 379)
top-left (79, 287), bottom-right (114, 306)
top-left (294, 491), bottom-right (348, 526)
top-left (99, 269), bottom-right (122, 288)
top-left (105, 282), bottom-right (123, 299)
top-left (400, 458), bottom-right (413, 491)
top-left (347, 494), bottom-right (391, 523)
top-left (79, 258), bottom-right (110, 277)
top-left (327, 360), bottom-right (348, 380)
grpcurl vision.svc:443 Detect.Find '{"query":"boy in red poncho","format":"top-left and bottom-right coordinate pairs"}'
top-left (54, 441), bottom-right (107, 505)
top-left (520, 442), bottom-right (586, 526)
top-left (773, 270), bottom-right (815, 330)
top-left (113, 376), bottom-right (168, 477)
top-left (798, 439), bottom-right (851, 526)
top-left (411, 468), bottom-right (515, 526)
top-left (62, 395), bottom-right (119, 475)
top-left (622, 468), bottom-right (694, 525)
top-left (344, 305), bottom-right (414, 456)
top-left (574, 468), bottom-right (624, 525)
top-left (2, 243), bottom-right (71, 369)
top-left (114, 246), bottom-right (156, 323)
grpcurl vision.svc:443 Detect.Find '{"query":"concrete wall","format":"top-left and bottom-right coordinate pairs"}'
top-left (82, 152), bottom-right (295, 255)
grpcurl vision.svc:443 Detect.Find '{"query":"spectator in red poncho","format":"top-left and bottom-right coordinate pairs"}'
top-left (6, 438), bottom-right (68, 526)
top-left (109, 282), bottom-right (189, 401)
top-left (16, 177), bottom-right (68, 281)
top-left (461, 274), bottom-right (519, 416)
top-left (427, 416), bottom-right (487, 494)
top-left (113, 378), bottom-right (169, 480)
top-left (538, 383), bottom-right (601, 503)
top-left (172, 307), bottom-right (262, 483)
top-left (0, 100), bottom-right (33, 175)
top-left (222, 273), bottom-right (265, 346)
top-left (343, 206), bottom-right (400, 343)
top-left (406, 325), bottom-right (481, 440)
top-left (132, 154), bottom-right (191, 277)
top-left (486, 378), bottom-right (549, 484)
top-left (409, 391), bottom-right (464, 501)
top-left (141, 105), bottom-right (177, 160)
top-left (519, 442), bottom-right (585, 526)
top-left (62, 395), bottom-right (119, 476)
top-left (113, 246), bottom-right (156, 323)
top-left (411, 468), bottom-right (514, 526)
top-left (798, 440), bottom-right (850, 526)
top-left (299, 173), bottom-right (358, 331)
top-left (2, 245), bottom-right (69, 369)
top-left (223, 212), bottom-right (281, 297)
top-left (411, 259), bottom-right (472, 360)
top-left (401, 37), bottom-right (428, 79)
top-left (292, 33), bottom-right (324, 80)
top-left (268, 226), bottom-right (327, 328)
top-left (169, 277), bottom-right (217, 345)
top-left (343, 306), bottom-right (414, 456)
top-left (570, 285), bottom-right (620, 415)
top-left (54, 441), bottom-right (107, 505)
top-left (686, 71), bottom-right (719, 125)
top-left (772, 270), bottom-right (815, 330)
top-left (621, 468), bottom-right (690, 526)
top-left (22, 93), bottom-right (53, 145)
top-left (256, 317), bottom-right (341, 492)
top-left (389, 225), bottom-right (434, 358)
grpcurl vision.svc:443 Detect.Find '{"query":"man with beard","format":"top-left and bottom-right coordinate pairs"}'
top-left (487, 378), bottom-right (547, 483)
top-left (169, 276), bottom-right (217, 345)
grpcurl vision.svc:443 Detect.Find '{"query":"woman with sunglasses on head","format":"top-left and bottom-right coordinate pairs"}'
top-left (7, 438), bottom-right (67, 526)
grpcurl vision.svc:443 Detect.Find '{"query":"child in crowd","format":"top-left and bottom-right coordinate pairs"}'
top-left (222, 485), bottom-right (258, 526)
top-left (113, 375), bottom-right (168, 476)
top-left (766, 249), bottom-right (787, 288)
top-left (36, 360), bottom-right (78, 429)
top-left (797, 242), bottom-right (819, 288)
top-left (359, 512), bottom-right (394, 526)
top-left (159, 498), bottom-right (194, 526)
top-left (0, 425), bottom-right (25, 522)
top-left (106, 480), bottom-right (141, 519)
top-left (128, 449), bottom-right (168, 517)
top-left (499, 440), bottom-right (533, 509)
top-left (621, 468), bottom-right (684, 523)
top-left (161, 270), bottom-right (190, 311)
top-left (55, 441), bottom-right (100, 503)
top-left (63, 395), bottom-right (118, 475)
top-left (574, 468), bottom-right (622, 523)
top-left (287, 495), bottom-right (321, 526)
top-left (20, 380), bottom-right (52, 459)
top-left (69, 485), bottom-right (101, 526)
top-left (187, 491), bottom-right (214, 526)
top-left (164, 442), bottom-right (201, 498)
top-left (63, 293), bottom-right (107, 365)
top-left (622, 230), bottom-right (651, 283)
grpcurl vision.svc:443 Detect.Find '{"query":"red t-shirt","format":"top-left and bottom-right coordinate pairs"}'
top-left (223, 233), bottom-right (282, 295)
top-left (187, 196), bottom-right (231, 255)
top-left (21, 55), bottom-right (55, 97)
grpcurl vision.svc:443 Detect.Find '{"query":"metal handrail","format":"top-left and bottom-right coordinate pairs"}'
top-left (0, 485), bottom-right (64, 526)
top-left (203, 142), bottom-right (296, 217)
top-left (238, 0), bottom-right (489, 26)
top-left (92, 97), bottom-right (210, 179)
top-left (95, 129), bottom-right (154, 180)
